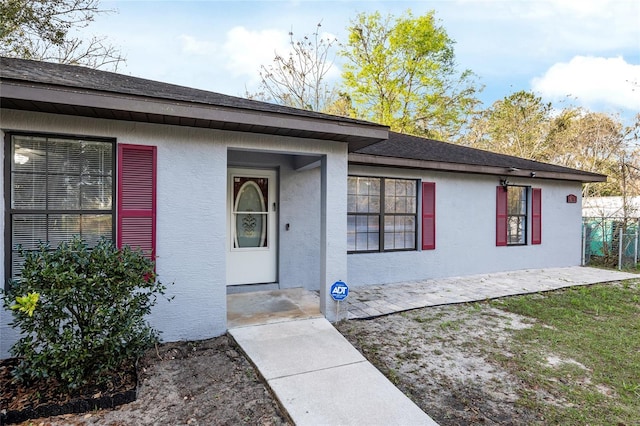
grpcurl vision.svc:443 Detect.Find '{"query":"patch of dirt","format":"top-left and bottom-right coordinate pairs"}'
top-left (336, 303), bottom-right (552, 425)
top-left (4, 335), bottom-right (289, 426)
top-left (4, 300), bottom-right (617, 425)
top-left (545, 355), bottom-right (588, 370)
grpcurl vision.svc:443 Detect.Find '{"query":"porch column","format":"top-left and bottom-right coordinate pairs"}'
top-left (320, 152), bottom-right (349, 322)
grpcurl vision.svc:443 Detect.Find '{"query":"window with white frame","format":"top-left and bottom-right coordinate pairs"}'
top-left (507, 186), bottom-right (527, 245)
top-left (347, 176), bottom-right (417, 252)
top-left (6, 134), bottom-right (115, 280)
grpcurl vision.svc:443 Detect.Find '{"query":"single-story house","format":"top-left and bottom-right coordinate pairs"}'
top-left (0, 57), bottom-right (605, 357)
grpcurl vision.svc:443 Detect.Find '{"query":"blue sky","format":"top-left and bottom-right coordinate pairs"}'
top-left (88, 0), bottom-right (639, 122)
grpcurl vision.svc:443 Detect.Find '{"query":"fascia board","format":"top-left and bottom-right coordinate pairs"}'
top-left (349, 153), bottom-right (607, 183)
top-left (0, 81), bottom-right (388, 142)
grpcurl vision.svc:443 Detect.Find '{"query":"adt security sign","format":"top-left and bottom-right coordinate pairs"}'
top-left (330, 281), bottom-right (349, 301)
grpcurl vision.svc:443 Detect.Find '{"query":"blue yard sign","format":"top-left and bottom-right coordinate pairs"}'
top-left (330, 281), bottom-right (349, 301)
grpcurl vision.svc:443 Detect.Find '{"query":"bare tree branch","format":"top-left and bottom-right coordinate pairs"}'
top-left (252, 22), bottom-right (339, 112)
top-left (1, 0), bottom-right (124, 70)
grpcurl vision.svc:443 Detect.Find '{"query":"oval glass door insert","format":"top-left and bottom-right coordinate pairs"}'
top-left (233, 177), bottom-right (268, 248)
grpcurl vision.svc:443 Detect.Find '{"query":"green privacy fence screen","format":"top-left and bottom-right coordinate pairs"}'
top-left (582, 217), bottom-right (639, 269)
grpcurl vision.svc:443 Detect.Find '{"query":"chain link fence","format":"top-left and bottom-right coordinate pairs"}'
top-left (582, 217), bottom-right (639, 269)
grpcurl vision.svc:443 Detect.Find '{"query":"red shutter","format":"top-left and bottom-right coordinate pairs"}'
top-left (496, 186), bottom-right (508, 246)
top-left (117, 144), bottom-right (157, 259)
top-left (422, 182), bottom-right (436, 250)
top-left (531, 188), bottom-right (542, 245)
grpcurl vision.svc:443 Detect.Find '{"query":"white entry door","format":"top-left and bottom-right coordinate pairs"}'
top-left (227, 168), bottom-right (277, 285)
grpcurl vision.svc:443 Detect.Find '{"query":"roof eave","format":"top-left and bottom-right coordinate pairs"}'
top-left (349, 153), bottom-right (607, 183)
top-left (0, 80), bottom-right (388, 151)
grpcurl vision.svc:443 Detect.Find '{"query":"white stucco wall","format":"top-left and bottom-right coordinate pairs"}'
top-left (1, 110), bottom-right (228, 357)
top-left (320, 153), bottom-right (349, 321)
top-left (0, 109), bottom-right (346, 357)
top-left (279, 165), bottom-right (322, 290)
top-left (0, 108), bottom-right (586, 357)
top-left (347, 165), bottom-right (584, 286)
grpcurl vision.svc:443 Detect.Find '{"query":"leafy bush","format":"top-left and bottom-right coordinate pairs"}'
top-left (2, 236), bottom-right (169, 391)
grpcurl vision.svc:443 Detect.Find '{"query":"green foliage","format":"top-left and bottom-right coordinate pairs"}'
top-left (548, 110), bottom-right (637, 198)
top-left (464, 91), bottom-right (640, 199)
top-left (463, 90), bottom-right (554, 161)
top-left (0, 0), bottom-right (77, 58)
top-left (3, 236), bottom-right (169, 391)
top-left (10, 291), bottom-right (39, 317)
top-left (0, 0), bottom-right (123, 69)
top-left (340, 9), bottom-right (482, 141)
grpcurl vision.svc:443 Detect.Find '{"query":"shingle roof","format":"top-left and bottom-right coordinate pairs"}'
top-left (0, 57), bottom-right (605, 182)
top-left (353, 132), bottom-right (605, 181)
top-left (0, 56), bottom-right (377, 127)
top-left (0, 56), bottom-right (388, 150)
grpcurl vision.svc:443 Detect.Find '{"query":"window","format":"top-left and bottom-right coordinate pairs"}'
top-left (6, 134), bottom-right (115, 279)
top-left (496, 185), bottom-right (541, 246)
top-left (348, 176), bottom-right (417, 252)
top-left (507, 186), bottom-right (527, 245)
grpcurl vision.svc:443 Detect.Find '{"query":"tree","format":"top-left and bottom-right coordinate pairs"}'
top-left (340, 10), bottom-right (482, 141)
top-left (254, 22), bottom-right (339, 111)
top-left (463, 91), bottom-right (554, 161)
top-left (323, 91), bottom-right (357, 117)
top-left (0, 0), bottom-right (124, 70)
top-left (462, 89), bottom-right (640, 203)
top-left (549, 110), bottom-right (640, 199)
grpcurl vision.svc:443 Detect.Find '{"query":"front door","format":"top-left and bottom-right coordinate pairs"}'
top-left (227, 168), bottom-right (277, 285)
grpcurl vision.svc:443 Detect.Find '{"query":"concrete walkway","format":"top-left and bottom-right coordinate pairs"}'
top-left (229, 318), bottom-right (437, 425)
top-left (228, 266), bottom-right (636, 425)
top-left (344, 266), bottom-right (637, 319)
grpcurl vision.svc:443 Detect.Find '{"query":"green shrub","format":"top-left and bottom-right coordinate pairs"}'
top-left (2, 236), bottom-right (169, 391)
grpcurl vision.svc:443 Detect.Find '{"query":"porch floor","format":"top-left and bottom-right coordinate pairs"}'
top-left (343, 266), bottom-right (638, 319)
top-left (227, 287), bottom-right (321, 328)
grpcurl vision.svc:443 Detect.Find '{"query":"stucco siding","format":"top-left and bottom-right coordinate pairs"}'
top-left (0, 108), bottom-right (585, 357)
top-left (279, 166), bottom-right (322, 290)
top-left (347, 165), bottom-right (583, 286)
top-left (320, 153), bottom-right (349, 320)
top-left (1, 110), bottom-right (229, 357)
top-left (0, 109), bottom-right (346, 357)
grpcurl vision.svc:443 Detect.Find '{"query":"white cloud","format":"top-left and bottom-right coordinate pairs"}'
top-left (447, 0), bottom-right (639, 75)
top-left (219, 26), bottom-right (342, 89)
top-left (532, 56), bottom-right (640, 111)
top-left (222, 26), bottom-right (290, 80)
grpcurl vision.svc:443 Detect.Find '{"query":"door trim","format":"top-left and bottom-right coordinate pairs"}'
top-left (227, 168), bottom-right (278, 285)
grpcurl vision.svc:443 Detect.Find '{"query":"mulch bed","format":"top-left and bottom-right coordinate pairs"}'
top-left (0, 358), bottom-right (136, 424)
